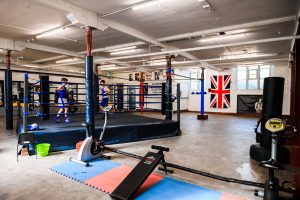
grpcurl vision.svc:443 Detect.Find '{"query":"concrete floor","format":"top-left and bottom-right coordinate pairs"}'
top-left (0, 112), bottom-right (296, 200)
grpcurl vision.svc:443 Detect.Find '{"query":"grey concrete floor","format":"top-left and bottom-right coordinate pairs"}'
top-left (0, 112), bottom-right (296, 200)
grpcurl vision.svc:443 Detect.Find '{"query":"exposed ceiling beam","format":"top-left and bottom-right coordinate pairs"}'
top-left (43, 35), bottom-right (298, 67)
top-left (21, 41), bottom-right (84, 57)
top-left (290, 10), bottom-right (300, 52)
top-left (77, 16), bottom-right (297, 55)
top-left (93, 35), bottom-right (300, 62)
top-left (97, 56), bottom-right (287, 72)
top-left (78, 41), bottom-right (146, 54)
top-left (211, 58), bottom-right (289, 67)
top-left (0, 36), bottom-right (132, 68)
top-left (33, 0), bottom-right (218, 71)
top-left (0, 37), bottom-right (83, 57)
top-left (159, 15), bottom-right (296, 42)
top-left (32, 55), bottom-right (68, 63)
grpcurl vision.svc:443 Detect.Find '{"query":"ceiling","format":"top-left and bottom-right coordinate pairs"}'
top-left (0, 0), bottom-right (298, 74)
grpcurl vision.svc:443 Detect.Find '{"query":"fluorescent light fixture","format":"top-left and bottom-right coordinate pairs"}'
top-left (23, 64), bottom-right (40, 68)
top-left (36, 27), bottom-right (66, 38)
top-left (56, 58), bottom-right (81, 64)
top-left (100, 64), bottom-right (116, 68)
top-left (202, 5), bottom-right (210, 8)
top-left (200, 34), bottom-right (245, 42)
top-left (67, 70), bottom-right (78, 73)
top-left (99, 64), bottom-right (128, 70)
top-left (110, 49), bottom-right (137, 55)
top-left (132, 0), bottom-right (161, 10)
top-left (106, 46), bottom-right (137, 53)
top-left (220, 53), bottom-right (277, 60)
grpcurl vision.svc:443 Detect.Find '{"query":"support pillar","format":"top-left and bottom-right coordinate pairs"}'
top-left (286, 39), bottom-right (300, 199)
top-left (5, 50), bottom-right (13, 130)
top-left (85, 27), bottom-right (95, 137)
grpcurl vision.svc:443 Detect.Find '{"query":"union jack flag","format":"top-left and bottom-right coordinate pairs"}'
top-left (210, 75), bottom-right (231, 109)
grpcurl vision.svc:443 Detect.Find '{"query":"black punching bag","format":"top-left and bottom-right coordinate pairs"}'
top-left (261, 77), bottom-right (284, 134)
top-left (250, 77), bottom-right (289, 164)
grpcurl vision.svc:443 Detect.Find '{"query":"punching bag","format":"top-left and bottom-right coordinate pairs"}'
top-left (260, 77), bottom-right (285, 134)
top-left (250, 77), bottom-right (289, 164)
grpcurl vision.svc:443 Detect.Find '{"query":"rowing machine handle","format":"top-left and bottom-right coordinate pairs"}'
top-left (151, 145), bottom-right (169, 152)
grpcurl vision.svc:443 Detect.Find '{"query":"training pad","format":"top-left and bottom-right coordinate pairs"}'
top-left (50, 159), bottom-right (120, 182)
top-left (84, 165), bottom-right (163, 195)
top-left (135, 177), bottom-right (247, 200)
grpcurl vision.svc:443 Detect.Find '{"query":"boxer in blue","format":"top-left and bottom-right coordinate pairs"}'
top-left (55, 78), bottom-right (72, 123)
top-left (100, 80), bottom-right (110, 111)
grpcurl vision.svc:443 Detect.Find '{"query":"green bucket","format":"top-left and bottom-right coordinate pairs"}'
top-left (36, 143), bottom-right (51, 157)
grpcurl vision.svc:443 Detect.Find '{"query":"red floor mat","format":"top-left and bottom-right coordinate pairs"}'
top-left (84, 165), bottom-right (163, 195)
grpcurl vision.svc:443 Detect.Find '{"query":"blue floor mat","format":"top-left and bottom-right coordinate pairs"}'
top-left (136, 177), bottom-right (222, 200)
top-left (50, 159), bottom-right (120, 183)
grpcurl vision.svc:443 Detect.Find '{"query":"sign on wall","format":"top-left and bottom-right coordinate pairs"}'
top-left (237, 95), bottom-right (263, 114)
top-left (209, 75), bottom-right (231, 109)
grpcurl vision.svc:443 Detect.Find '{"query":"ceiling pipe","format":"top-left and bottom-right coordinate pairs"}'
top-left (33, 0), bottom-right (217, 70)
top-left (93, 35), bottom-right (300, 62)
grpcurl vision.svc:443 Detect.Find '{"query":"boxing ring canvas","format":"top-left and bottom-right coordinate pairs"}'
top-left (16, 113), bottom-right (180, 152)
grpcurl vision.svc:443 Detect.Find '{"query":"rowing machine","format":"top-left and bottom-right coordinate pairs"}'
top-left (70, 106), bottom-right (112, 166)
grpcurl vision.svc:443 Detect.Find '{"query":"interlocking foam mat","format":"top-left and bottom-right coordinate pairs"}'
top-left (84, 165), bottom-right (163, 195)
top-left (50, 159), bottom-right (120, 182)
top-left (136, 177), bottom-right (246, 200)
top-left (51, 160), bottom-right (247, 200)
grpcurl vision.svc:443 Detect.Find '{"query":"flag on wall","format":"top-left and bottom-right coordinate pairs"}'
top-left (210, 75), bottom-right (231, 109)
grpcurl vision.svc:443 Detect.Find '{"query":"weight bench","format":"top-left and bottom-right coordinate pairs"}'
top-left (110, 145), bottom-right (172, 200)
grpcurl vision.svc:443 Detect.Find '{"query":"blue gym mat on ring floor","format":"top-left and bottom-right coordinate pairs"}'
top-left (51, 159), bottom-right (246, 200)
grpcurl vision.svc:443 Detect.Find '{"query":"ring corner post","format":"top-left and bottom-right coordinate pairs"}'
top-left (5, 50), bottom-right (13, 130)
top-left (197, 68), bottom-right (208, 120)
top-left (165, 56), bottom-right (173, 120)
top-left (176, 83), bottom-right (181, 134)
top-left (23, 73), bottom-right (29, 133)
top-left (40, 75), bottom-right (50, 120)
top-left (17, 82), bottom-right (21, 118)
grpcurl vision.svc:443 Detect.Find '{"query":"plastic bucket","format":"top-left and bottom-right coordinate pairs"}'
top-left (76, 141), bottom-right (83, 152)
top-left (36, 143), bottom-right (51, 157)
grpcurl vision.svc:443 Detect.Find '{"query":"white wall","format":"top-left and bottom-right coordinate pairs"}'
top-left (188, 64), bottom-right (291, 115)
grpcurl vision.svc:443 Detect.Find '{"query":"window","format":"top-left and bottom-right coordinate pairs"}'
top-left (237, 65), bottom-right (271, 90)
top-left (237, 67), bottom-right (247, 89)
top-left (190, 69), bottom-right (198, 91)
top-left (190, 69), bottom-right (206, 92)
top-left (260, 65), bottom-right (271, 89)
